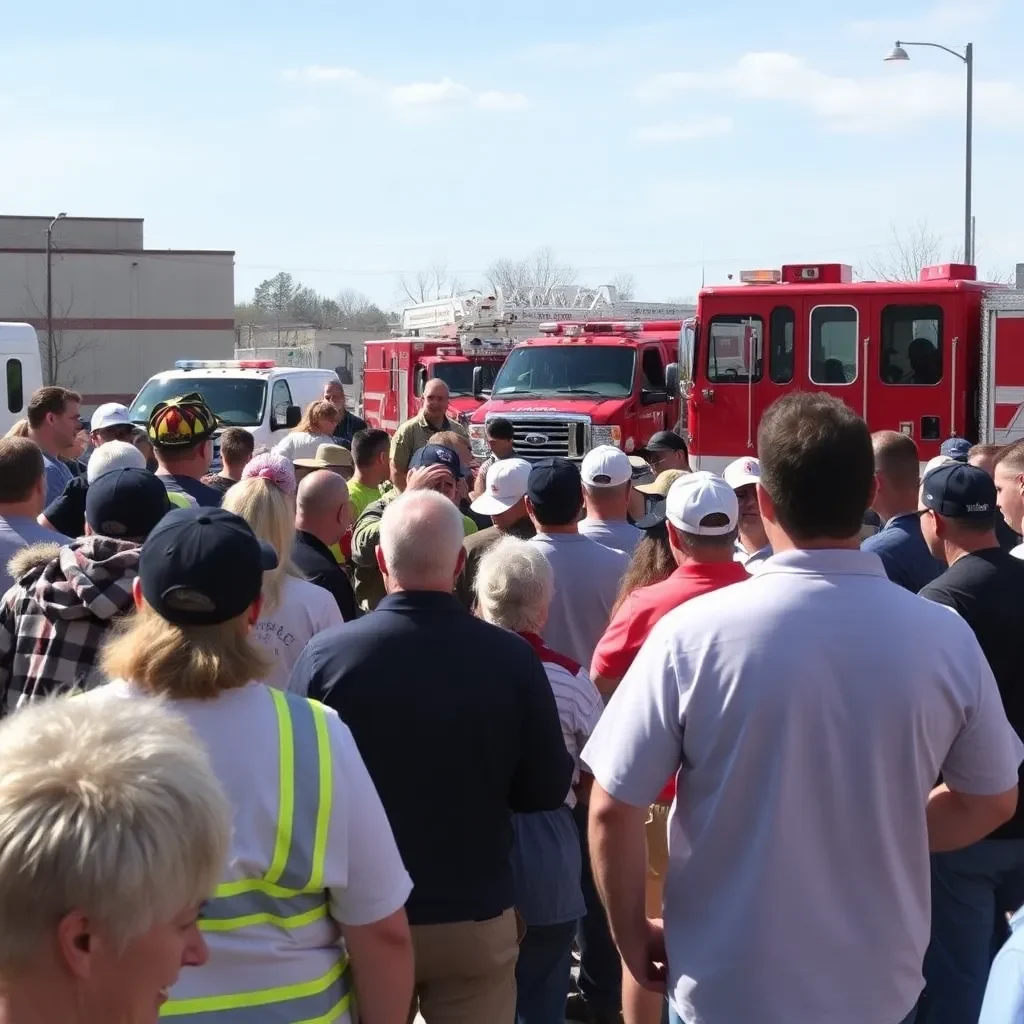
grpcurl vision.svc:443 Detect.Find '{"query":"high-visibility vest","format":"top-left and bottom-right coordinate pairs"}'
top-left (161, 689), bottom-right (353, 1022)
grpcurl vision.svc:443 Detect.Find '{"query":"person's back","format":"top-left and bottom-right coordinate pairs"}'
top-left (579, 445), bottom-right (642, 555)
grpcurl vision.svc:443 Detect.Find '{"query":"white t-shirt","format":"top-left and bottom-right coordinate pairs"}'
top-left (1011, 542), bottom-right (1024, 561)
top-left (85, 680), bottom-right (412, 1021)
top-left (582, 548), bottom-right (1024, 1024)
top-left (273, 432), bottom-right (330, 461)
top-left (253, 575), bottom-right (342, 693)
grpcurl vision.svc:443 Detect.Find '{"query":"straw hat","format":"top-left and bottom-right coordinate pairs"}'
top-left (293, 443), bottom-right (355, 471)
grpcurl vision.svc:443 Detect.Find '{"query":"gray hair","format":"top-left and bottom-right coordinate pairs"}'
top-left (0, 695), bottom-right (231, 969)
top-left (475, 536), bottom-right (554, 634)
top-left (379, 489), bottom-right (465, 590)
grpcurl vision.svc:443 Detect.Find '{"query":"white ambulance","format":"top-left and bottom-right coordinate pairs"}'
top-left (0, 324), bottom-right (44, 436)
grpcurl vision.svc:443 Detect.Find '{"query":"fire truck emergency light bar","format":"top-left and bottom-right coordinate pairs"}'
top-left (174, 359), bottom-right (276, 370)
top-left (537, 322), bottom-right (646, 336)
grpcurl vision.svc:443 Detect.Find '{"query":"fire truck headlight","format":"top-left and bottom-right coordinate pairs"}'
top-left (469, 423), bottom-right (488, 458)
top-left (591, 425), bottom-right (622, 448)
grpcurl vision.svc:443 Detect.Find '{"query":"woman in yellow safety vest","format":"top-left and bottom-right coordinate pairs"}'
top-left (93, 505), bottom-right (415, 1023)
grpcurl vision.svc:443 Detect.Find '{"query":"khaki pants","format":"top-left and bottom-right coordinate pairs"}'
top-left (408, 908), bottom-right (519, 1024)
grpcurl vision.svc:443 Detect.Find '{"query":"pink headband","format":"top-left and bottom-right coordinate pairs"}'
top-left (241, 452), bottom-right (297, 496)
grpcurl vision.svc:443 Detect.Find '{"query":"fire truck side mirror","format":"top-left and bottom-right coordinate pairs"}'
top-left (665, 363), bottom-right (681, 397)
top-left (472, 365), bottom-right (484, 398)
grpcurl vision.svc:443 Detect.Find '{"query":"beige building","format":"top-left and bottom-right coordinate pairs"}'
top-left (0, 215), bottom-right (234, 410)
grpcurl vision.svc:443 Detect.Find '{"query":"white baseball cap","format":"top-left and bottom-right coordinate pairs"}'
top-left (91, 402), bottom-right (132, 432)
top-left (723, 456), bottom-right (761, 491)
top-left (86, 439), bottom-right (146, 484)
top-left (665, 471), bottom-right (739, 536)
top-left (581, 445), bottom-right (632, 488)
top-left (470, 458), bottom-right (532, 516)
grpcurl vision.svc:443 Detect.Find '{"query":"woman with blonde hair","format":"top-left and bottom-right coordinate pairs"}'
top-left (91, 504), bottom-right (414, 1022)
top-left (0, 693), bottom-right (230, 1024)
top-left (221, 452), bottom-right (341, 692)
top-left (4, 418), bottom-right (28, 438)
top-left (272, 400), bottom-right (341, 461)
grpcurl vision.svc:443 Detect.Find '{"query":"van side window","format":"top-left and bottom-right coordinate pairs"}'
top-left (6, 360), bottom-right (23, 414)
top-left (881, 305), bottom-right (942, 385)
top-left (271, 380), bottom-right (292, 425)
top-left (810, 306), bottom-right (858, 385)
top-left (706, 316), bottom-right (763, 383)
top-left (769, 307), bottom-right (795, 384)
top-left (641, 348), bottom-right (667, 391)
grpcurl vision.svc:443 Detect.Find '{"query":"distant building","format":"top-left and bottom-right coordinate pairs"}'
top-left (0, 215), bottom-right (234, 410)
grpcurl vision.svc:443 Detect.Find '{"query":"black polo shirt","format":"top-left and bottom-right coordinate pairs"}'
top-left (290, 590), bottom-right (573, 926)
top-left (292, 531), bottom-right (358, 622)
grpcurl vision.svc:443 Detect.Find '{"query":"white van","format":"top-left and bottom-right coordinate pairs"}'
top-left (0, 324), bottom-right (44, 436)
top-left (128, 360), bottom-right (341, 457)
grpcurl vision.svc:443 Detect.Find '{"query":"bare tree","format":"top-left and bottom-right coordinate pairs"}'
top-left (484, 247), bottom-right (577, 304)
top-left (23, 284), bottom-right (98, 387)
top-left (610, 272), bottom-right (637, 301)
top-left (864, 221), bottom-right (962, 283)
top-left (398, 260), bottom-right (463, 304)
top-left (528, 246), bottom-right (576, 298)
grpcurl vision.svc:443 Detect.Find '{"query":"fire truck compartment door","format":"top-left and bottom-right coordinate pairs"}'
top-left (398, 370), bottom-right (409, 423)
top-left (989, 308), bottom-right (1024, 444)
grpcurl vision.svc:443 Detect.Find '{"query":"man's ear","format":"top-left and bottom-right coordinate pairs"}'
top-left (756, 482), bottom-right (777, 525)
top-left (132, 575), bottom-right (145, 610)
top-left (375, 544), bottom-right (388, 578)
top-left (56, 910), bottom-right (94, 980)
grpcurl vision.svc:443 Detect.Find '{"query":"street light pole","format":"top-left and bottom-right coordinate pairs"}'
top-left (884, 41), bottom-right (974, 265)
top-left (45, 213), bottom-right (67, 370)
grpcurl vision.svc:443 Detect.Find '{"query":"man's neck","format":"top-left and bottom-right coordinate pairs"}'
top-left (295, 521), bottom-right (336, 549)
top-left (583, 502), bottom-right (628, 524)
top-left (534, 521), bottom-right (578, 536)
top-left (0, 501), bottom-right (40, 521)
top-left (353, 470), bottom-right (383, 488)
top-left (26, 430), bottom-right (57, 459)
top-left (157, 459), bottom-right (200, 480)
top-left (875, 499), bottom-right (917, 524)
top-left (946, 533), bottom-right (1000, 566)
top-left (738, 525), bottom-right (769, 554)
top-left (422, 413), bottom-right (446, 429)
top-left (219, 465), bottom-right (243, 482)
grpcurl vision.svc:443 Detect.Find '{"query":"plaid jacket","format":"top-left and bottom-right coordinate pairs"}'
top-left (0, 537), bottom-right (140, 714)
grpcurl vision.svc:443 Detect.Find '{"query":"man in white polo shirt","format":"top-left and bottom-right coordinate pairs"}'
top-left (582, 392), bottom-right (1023, 1024)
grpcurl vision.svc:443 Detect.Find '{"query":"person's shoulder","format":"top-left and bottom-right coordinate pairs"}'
top-left (464, 524), bottom-right (500, 553)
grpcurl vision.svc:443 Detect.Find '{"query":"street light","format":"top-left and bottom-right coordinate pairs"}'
top-left (884, 40), bottom-right (974, 265)
top-left (45, 212), bottom-right (67, 358)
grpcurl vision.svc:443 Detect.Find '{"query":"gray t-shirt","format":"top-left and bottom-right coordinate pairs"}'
top-left (42, 455), bottom-right (74, 507)
top-left (0, 515), bottom-right (72, 594)
top-left (578, 517), bottom-right (642, 556)
top-left (530, 532), bottom-right (629, 668)
top-left (582, 548), bottom-right (1024, 1024)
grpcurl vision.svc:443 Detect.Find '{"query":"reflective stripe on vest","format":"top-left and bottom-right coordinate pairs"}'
top-left (162, 690), bottom-right (349, 1021)
top-left (166, 491), bottom-right (193, 509)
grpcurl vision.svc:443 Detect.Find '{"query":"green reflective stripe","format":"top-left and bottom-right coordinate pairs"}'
top-left (293, 991), bottom-right (354, 1024)
top-left (200, 890), bottom-right (327, 931)
top-left (212, 877), bottom-right (320, 899)
top-left (307, 699), bottom-right (332, 890)
top-left (161, 959), bottom-right (350, 1019)
top-left (265, 689), bottom-right (294, 885)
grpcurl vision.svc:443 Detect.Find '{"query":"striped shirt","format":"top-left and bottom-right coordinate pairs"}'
top-left (518, 632), bottom-right (603, 808)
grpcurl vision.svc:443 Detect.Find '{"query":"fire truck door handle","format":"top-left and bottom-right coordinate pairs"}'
top-left (702, 388), bottom-right (715, 402)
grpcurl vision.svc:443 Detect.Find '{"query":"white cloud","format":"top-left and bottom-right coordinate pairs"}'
top-left (389, 77), bottom-right (470, 108)
top-left (476, 90), bottom-right (530, 111)
top-left (635, 117), bottom-right (734, 143)
top-left (635, 52), bottom-right (1024, 133)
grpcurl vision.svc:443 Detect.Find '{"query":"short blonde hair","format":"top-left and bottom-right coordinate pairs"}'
top-left (101, 602), bottom-right (274, 699)
top-left (0, 695), bottom-right (230, 969)
top-left (475, 536), bottom-right (554, 634)
top-left (222, 476), bottom-right (299, 613)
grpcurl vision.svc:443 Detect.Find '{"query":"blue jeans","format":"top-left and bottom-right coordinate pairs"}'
top-left (515, 921), bottom-right (577, 1024)
top-left (922, 838), bottom-right (1024, 1024)
top-left (572, 801), bottom-right (622, 1015)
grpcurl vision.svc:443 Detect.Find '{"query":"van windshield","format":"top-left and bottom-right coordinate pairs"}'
top-left (129, 378), bottom-right (268, 427)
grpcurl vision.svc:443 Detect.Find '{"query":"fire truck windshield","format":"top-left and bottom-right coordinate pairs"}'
top-left (432, 361), bottom-right (499, 396)
top-left (492, 346), bottom-right (635, 398)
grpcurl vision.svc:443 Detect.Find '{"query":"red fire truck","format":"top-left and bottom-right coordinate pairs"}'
top-left (361, 335), bottom-right (512, 433)
top-left (468, 320), bottom-right (682, 462)
top-left (682, 261), bottom-right (1024, 471)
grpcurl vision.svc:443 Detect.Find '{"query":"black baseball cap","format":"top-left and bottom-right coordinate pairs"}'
top-left (527, 458), bottom-right (583, 525)
top-left (139, 507), bottom-right (278, 626)
top-left (921, 462), bottom-right (997, 522)
top-left (635, 498), bottom-right (668, 531)
top-left (642, 431), bottom-right (688, 455)
top-left (408, 443), bottom-right (465, 478)
top-left (86, 467), bottom-right (172, 539)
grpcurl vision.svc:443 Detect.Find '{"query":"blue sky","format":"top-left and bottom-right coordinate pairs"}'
top-left (3, 0), bottom-right (1021, 308)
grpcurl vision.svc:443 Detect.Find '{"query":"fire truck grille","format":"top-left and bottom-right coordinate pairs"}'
top-left (507, 419), bottom-right (587, 461)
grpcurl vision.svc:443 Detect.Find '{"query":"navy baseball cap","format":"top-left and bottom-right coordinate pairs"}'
top-left (921, 462), bottom-right (997, 522)
top-left (139, 506), bottom-right (278, 626)
top-left (85, 467), bottom-right (172, 539)
top-left (940, 437), bottom-right (972, 462)
top-left (408, 443), bottom-right (464, 478)
top-left (527, 458), bottom-right (583, 524)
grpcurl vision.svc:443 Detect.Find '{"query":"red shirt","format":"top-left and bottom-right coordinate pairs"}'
top-left (591, 560), bottom-right (749, 801)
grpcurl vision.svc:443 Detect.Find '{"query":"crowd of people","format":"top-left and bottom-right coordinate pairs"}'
top-left (1, 373), bottom-right (1024, 1024)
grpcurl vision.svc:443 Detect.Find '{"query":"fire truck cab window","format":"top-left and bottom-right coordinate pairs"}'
top-left (881, 305), bottom-right (942, 385)
top-left (414, 366), bottom-right (428, 397)
top-left (706, 316), bottom-right (763, 384)
top-left (769, 307), bottom-right (794, 384)
top-left (810, 306), bottom-right (858, 385)
top-left (641, 348), bottom-right (667, 392)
